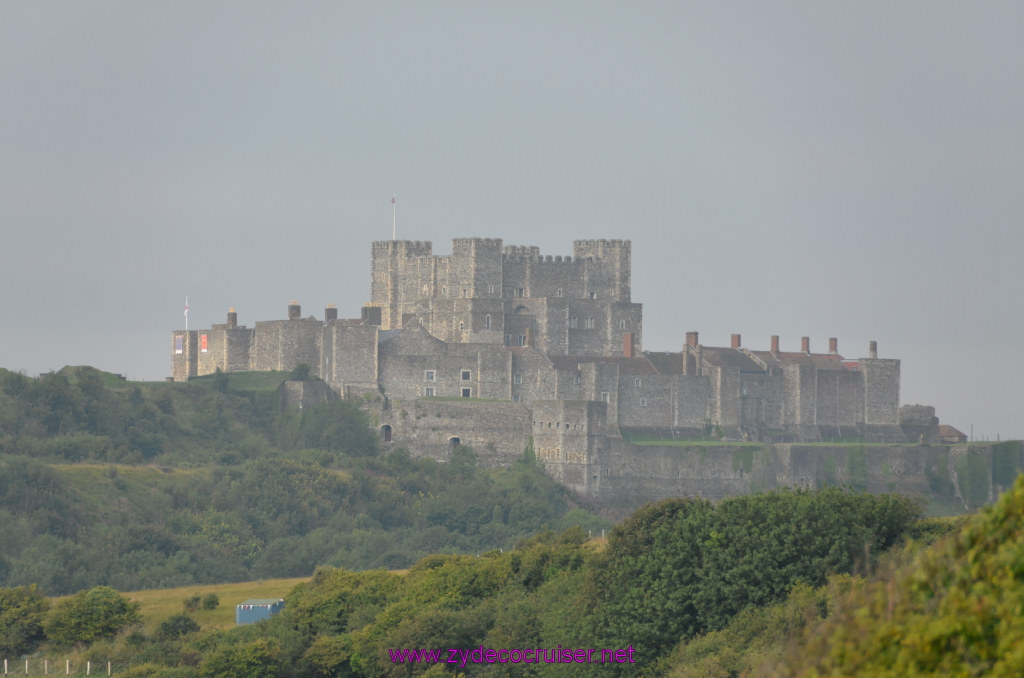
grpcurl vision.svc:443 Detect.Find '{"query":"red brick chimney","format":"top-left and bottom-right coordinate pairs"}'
top-left (829, 337), bottom-right (838, 355)
top-left (801, 336), bottom-right (810, 353)
top-left (686, 331), bottom-right (699, 348)
top-left (771, 335), bottom-right (779, 354)
top-left (731, 333), bottom-right (741, 349)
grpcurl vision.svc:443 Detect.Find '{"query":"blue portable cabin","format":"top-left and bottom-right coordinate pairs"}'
top-left (235, 598), bottom-right (285, 625)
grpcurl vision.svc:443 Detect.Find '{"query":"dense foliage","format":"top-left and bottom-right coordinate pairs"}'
top-left (0, 367), bottom-right (607, 595)
top-left (0, 488), bottom-right (924, 675)
top-left (770, 472), bottom-right (1024, 676)
top-left (43, 586), bottom-right (140, 648)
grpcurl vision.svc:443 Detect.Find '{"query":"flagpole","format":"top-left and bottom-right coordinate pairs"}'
top-left (392, 194), bottom-right (397, 240)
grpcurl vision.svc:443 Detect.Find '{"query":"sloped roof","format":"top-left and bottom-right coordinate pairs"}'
top-left (748, 350), bottom-right (850, 372)
top-left (645, 352), bottom-right (688, 375)
top-left (698, 346), bottom-right (766, 371)
top-left (939, 425), bottom-right (967, 440)
top-left (547, 355), bottom-right (659, 375)
top-left (376, 329), bottom-right (403, 344)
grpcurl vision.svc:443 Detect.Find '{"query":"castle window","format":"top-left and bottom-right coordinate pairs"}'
top-left (569, 316), bottom-right (578, 329)
top-left (601, 392), bottom-right (609, 403)
top-left (459, 321), bottom-right (465, 331)
top-left (485, 314), bottom-right (491, 330)
top-left (518, 335), bottom-right (527, 346)
top-left (619, 320), bottom-right (626, 330)
top-left (425, 370), bottom-right (436, 381)
top-left (513, 394), bottom-right (521, 402)
top-left (574, 374), bottom-right (581, 384)
top-left (640, 398), bottom-right (648, 407)
top-left (504, 335), bottom-right (511, 346)
top-left (517, 288), bottom-right (524, 297)
top-left (589, 292), bottom-right (597, 299)
top-left (557, 288), bottom-right (563, 297)
top-left (635, 377), bottom-right (641, 387)
top-left (424, 387), bottom-right (435, 397)
top-left (584, 317), bottom-right (595, 329)
top-left (461, 388), bottom-right (471, 398)
top-left (489, 284), bottom-right (496, 294)
top-left (556, 421), bottom-right (560, 429)
top-left (461, 370), bottom-right (471, 381)
top-left (514, 374), bottom-right (522, 385)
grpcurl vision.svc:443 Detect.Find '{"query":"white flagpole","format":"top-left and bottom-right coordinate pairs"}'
top-left (184, 296), bottom-right (189, 331)
top-left (392, 194), bottom-right (397, 240)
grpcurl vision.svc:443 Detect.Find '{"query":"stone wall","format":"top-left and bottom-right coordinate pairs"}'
top-left (861, 358), bottom-right (901, 424)
top-left (533, 400), bottom-right (610, 496)
top-left (252, 319), bottom-right (322, 375)
top-left (368, 238), bottom-right (634, 357)
top-left (322, 323), bottom-right (379, 388)
top-left (588, 440), bottom-right (1024, 517)
top-left (171, 331), bottom-right (198, 381)
top-left (377, 398), bottom-right (532, 468)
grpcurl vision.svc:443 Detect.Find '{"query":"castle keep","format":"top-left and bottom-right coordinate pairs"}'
top-left (173, 237), bottom-right (938, 497)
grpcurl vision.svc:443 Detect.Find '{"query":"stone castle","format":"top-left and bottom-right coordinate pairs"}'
top-left (172, 238), bottom-right (958, 501)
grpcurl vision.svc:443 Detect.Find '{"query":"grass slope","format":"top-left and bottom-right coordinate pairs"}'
top-left (124, 578), bottom-right (309, 632)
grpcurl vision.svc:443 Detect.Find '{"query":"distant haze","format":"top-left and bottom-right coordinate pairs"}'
top-left (1, 2), bottom-right (1021, 439)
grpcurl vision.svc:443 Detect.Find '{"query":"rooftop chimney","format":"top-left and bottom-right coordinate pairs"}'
top-left (869, 340), bottom-right (878, 359)
top-left (771, 335), bottom-right (779, 354)
top-left (361, 305), bottom-right (382, 326)
top-left (324, 304), bottom-right (338, 321)
top-left (731, 333), bottom-right (741, 349)
top-left (829, 337), bottom-right (838, 355)
top-left (288, 300), bottom-right (301, 320)
top-left (226, 307), bottom-right (237, 329)
top-left (686, 331), bottom-right (699, 348)
top-left (801, 336), bottom-right (810, 353)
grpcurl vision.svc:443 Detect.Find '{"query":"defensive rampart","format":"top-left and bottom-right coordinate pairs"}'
top-left (581, 440), bottom-right (1024, 517)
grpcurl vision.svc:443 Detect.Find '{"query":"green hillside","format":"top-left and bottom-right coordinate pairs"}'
top-left (0, 367), bottom-right (609, 595)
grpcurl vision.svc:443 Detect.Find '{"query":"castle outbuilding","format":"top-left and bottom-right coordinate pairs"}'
top-left (173, 238), bottom-right (929, 487)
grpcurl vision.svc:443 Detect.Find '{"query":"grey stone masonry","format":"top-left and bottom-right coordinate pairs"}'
top-left (171, 238), bottom-right (921, 465)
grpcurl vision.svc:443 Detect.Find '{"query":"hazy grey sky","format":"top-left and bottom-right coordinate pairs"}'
top-left (2, 2), bottom-right (1021, 439)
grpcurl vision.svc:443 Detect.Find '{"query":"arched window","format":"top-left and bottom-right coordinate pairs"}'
top-left (381, 425), bottom-right (392, 443)
top-left (485, 314), bottom-right (491, 330)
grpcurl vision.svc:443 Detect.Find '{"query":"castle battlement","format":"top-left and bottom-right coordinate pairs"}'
top-left (173, 236), bottom-right (923, 475)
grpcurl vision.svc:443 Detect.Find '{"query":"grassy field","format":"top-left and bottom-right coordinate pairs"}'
top-left (76, 535), bottom-right (611, 634)
top-left (124, 578), bottom-right (309, 632)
